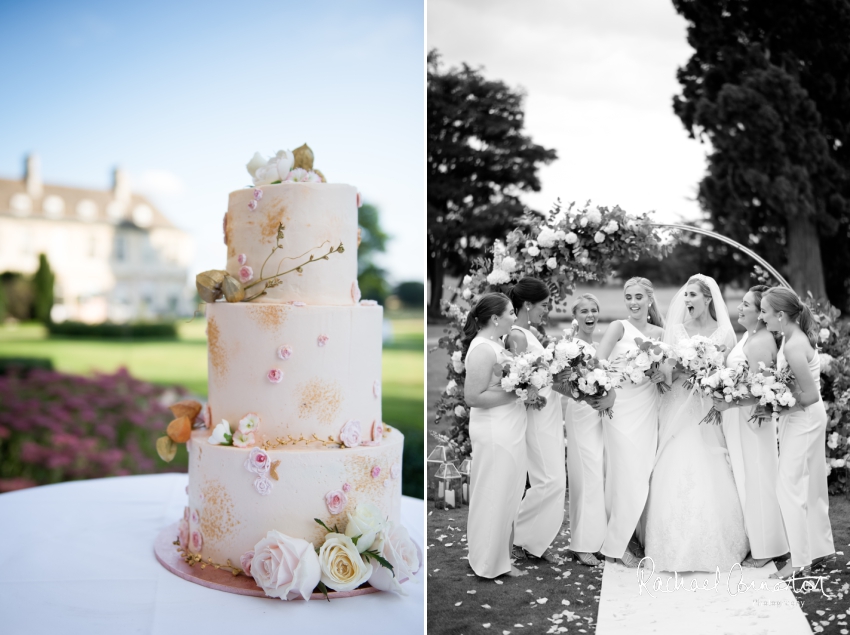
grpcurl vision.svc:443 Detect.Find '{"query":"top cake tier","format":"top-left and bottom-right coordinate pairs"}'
top-left (224, 183), bottom-right (359, 306)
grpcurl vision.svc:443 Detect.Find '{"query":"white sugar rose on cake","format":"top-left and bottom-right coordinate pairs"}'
top-left (154, 145), bottom-right (418, 600)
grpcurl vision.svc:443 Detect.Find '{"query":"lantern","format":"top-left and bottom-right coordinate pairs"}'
top-left (458, 458), bottom-right (472, 505)
top-left (426, 445), bottom-right (447, 501)
top-left (435, 462), bottom-right (463, 510)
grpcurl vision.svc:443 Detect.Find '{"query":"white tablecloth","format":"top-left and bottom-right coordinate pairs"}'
top-left (0, 473), bottom-right (424, 634)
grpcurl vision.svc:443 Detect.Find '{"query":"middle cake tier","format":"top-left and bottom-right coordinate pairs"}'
top-left (206, 301), bottom-right (383, 443)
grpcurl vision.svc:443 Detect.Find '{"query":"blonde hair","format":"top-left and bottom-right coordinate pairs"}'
top-left (623, 277), bottom-right (664, 327)
top-left (570, 293), bottom-right (600, 317)
top-left (686, 276), bottom-right (717, 321)
top-left (762, 287), bottom-right (819, 348)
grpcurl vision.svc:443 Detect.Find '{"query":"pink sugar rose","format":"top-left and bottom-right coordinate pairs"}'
top-left (201, 402), bottom-right (212, 429)
top-left (254, 476), bottom-right (273, 496)
top-left (351, 280), bottom-right (361, 303)
top-left (372, 420), bottom-right (384, 443)
top-left (268, 368), bottom-right (283, 383)
top-left (325, 489), bottom-right (348, 515)
top-left (248, 199), bottom-right (258, 211)
top-left (373, 380), bottom-right (381, 399)
top-left (240, 550), bottom-right (255, 576)
top-left (383, 479), bottom-right (391, 489)
top-left (178, 519), bottom-right (189, 550)
top-left (356, 191), bottom-right (362, 208)
top-left (342, 482), bottom-right (351, 493)
top-left (190, 529), bottom-right (203, 553)
top-left (359, 300), bottom-right (378, 306)
top-left (371, 466), bottom-right (381, 478)
top-left (244, 447), bottom-right (271, 475)
top-left (239, 265), bottom-right (254, 283)
top-left (339, 420), bottom-right (361, 448)
top-left (391, 463), bottom-right (401, 479)
top-left (292, 301), bottom-right (306, 307)
top-left (253, 188), bottom-right (263, 201)
top-left (317, 334), bottom-right (329, 347)
top-left (190, 508), bottom-right (200, 526)
top-left (237, 253), bottom-right (248, 265)
top-left (277, 344), bottom-right (293, 360)
top-left (183, 506), bottom-right (189, 521)
top-left (250, 530), bottom-right (321, 601)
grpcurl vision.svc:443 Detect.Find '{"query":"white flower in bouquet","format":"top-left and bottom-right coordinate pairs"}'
top-left (500, 256), bottom-right (517, 272)
top-left (462, 275), bottom-right (472, 286)
top-left (633, 351), bottom-right (651, 371)
top-left (527, 243), bottom-right (540, 257)
top-left (628, 368), bottom-right (646, 384)
top-left (451, 351), bottom-right (464, 373)
top-left (529, 369), bottom-right (549, 389)
top-left (832, 458), bottom-right (846, 469)
top-left (546, 257), bottom-right (558, 269)
top-left (462, 288), bottom-right (472, 300)
top-left (445, 379), bottom-right (457, 396)
top-left (565, 231), bottom-right (578, 244)
top-left (828, 432), bottom-right (840, 449)
top-left (603, 220), bottom-right (619, 234)
top-left (553, 229), bottom-right (567, 241)
top-left (487, 268), bottom-right (511, 285)
top-left (594, 231), bottom-right (606, 243)
top-left (537, 227), bottom-right (558, 248)
top-left (454, 405), bottom-right (467, 418)
top-left (820, 328), bottom-right (831, 342)
top-left (557, 339), bottom-right (582, 360)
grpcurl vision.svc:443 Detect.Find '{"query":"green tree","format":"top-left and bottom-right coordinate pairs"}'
top-left (395, 281), bottom-right (424, 307)
top-left (32, 254), bottom-right (55, 323)
top-left (357, 202), bottom-right (391, 303)
top-left (672, 0), bottom-right (850, 308)
top-left (427, 50), bottom-right (557, 318)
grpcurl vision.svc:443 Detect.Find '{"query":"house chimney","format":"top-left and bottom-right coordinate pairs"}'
top-left (113, 166), bottom-right (130, 202)
top-left (24, 154), bottom-right (42, 198)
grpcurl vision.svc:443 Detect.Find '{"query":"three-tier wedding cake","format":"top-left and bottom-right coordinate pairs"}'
top-left (157, 145), bottom-right (416, 600)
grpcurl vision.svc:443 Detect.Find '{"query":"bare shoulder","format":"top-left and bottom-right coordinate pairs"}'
top-left (603, 321), bottom-right (625, 339)
top-left (750, 329), bottom-right (778, 353)
top-left (505, 329), bottom-right (526, 351)
top-left (647, 324), bottom-right (665, 339)
top-left (783, 334), bottom-right (813, 362)
top-left (466, 341), bottom-right (497, 367)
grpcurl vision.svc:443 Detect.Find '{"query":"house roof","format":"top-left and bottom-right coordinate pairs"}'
top-left (0, 177), bottom-right (176, 229)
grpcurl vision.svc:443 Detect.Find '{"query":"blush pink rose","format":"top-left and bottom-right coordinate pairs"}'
top-left (190, 529), bottom-right (203, 553)
top-left (356, 191), bottom-right (362, 208)
top-left (201, 402), bottom-right (212, 429)
top-left (339, 420), bottom-right (361, 448)
top-left (325, 489), bottom-right (348, 515)
top-left (178, 519), bottom-right (189, 550)
top-left (351, 280), bottom-right (361, 303)
top-left (239, 265), bottom-right (254, 283)
top-left (253, 188), bottom-right (263, 201)
top-left (250, 530), bottom-right (321, 601)
top-left (240, 550), bottom-right (255, 576)
top-left (277, 345), bottom-right (293, 360)
top-left (244, 447), bottom-right (271, 474)
top-left (373, 380), bottom-right (381, 399)
top-left (368, 522), bottom-right (421, 595)
top-left (183, 506), bottom-right (189, 521)
top-left (342, 482), bottom-right (351, 493)
top-left (248, 199), bottom-right (258, 211)
top-left (371, 466), bottom-right (381, 478)
top-left (268, 368), bottom-right (283, 383)
top-left (372, 420), bottom-right (384, 442)
top-left (317, 334), bottom-right (329, 347)
top-left (237, 253), bottom-right (248, 265)
top-left (190, 508), bottom-right (200, 526)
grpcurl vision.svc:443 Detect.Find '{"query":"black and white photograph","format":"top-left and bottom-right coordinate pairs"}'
top-left (427, 1), bottom-right (850, 633)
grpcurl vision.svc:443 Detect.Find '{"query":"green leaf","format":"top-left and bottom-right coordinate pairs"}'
top-left (223, 432), bottom-right (232, 445)
top-left (317, 581), bottom-right (331, 602)
top-left (363, 550), bottom-right (395, 575)
top-left (314, 518), bottom-right (333, 533)
top-left (351, 534), bottom-right (362, 546)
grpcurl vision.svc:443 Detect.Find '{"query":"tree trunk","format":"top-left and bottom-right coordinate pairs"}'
top-left (428, 249), bottom-right (445, 320)
top-left (786, 214), bottom-right (827, 301)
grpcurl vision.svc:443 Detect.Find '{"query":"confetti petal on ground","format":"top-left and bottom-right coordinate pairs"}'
top-left (537, 598), bottom-right (548, 604)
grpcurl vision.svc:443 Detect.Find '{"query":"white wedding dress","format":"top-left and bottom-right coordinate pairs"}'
top-left (643, 277), bottom-right (749, 572)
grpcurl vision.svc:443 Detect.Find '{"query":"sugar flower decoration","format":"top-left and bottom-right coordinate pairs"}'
top-left (317, 334), bottom-right (329, 347)
top-left (254, 476), bottom-right (273, 496)
top-left (248, 200), bottom-right (258, 211)
top-left (244, 447), bottom-right (271, 475)
top-left (359, 300), bottom-right (378, 307)
top-left (268, 368), bottom-right (283, 383)
top-left (233, 430), bottom-right (255, 448)
top-left (356, 191), bottom-right (362, 208)
top-left (342, 482), bottom-right (351, 493)
top-left (372, 420), bottom-right (384, 442)
top-left (237, 253), bottom-right (248, 265)
top-left (201, 402), bottom-right (212, 429)
top-left (246, 150), bottom-right (295, 186)
top-left (325, 489), bottom-right (348, 515)
top-left (178, 519), bottom-right (189, 550)
top-left (239, 265), bottom-right (254, 283)
top-left (284, 168), bottom-right (322, 183)
top-left (292, 301), bottom-right (306, 307)
top-left (371, 466), bottom-right (381, 479)
top-left (240, 551), bottom-right (255, 577)
top-left (391, 463), bottom-right (401, 479)
top-left (351, 280), bottom-right (361, 303)
top-left (253, 188), bottom-right (263, 201)
top-left (190, 508), bottom-right (200, 525)
top-left (373, 380), bottom-right (381, 399)
top-left (190, 529), bottom-right (204, 553)
top-left (239, 413), bottom-right (260, 433)
top-left (208, 419), bottom-right (231, 445)
top-left (339, 420), bottom-right (362, 448)
top-left (383, 479), bottom-right (391, 489)
top-left (277, 345), bottom-right (293, 360)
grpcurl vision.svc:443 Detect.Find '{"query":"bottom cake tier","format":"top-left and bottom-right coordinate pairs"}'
top-left (183, 426), bottom-right (404, 570)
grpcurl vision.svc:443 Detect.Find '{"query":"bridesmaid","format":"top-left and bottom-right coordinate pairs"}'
top-left (759, 287), bottom-right (834, 579)
top-left (562, 293), bottom-right (610, 566)
top-left (595, 277), bottom-right (664, 567)
top-left (507, 278), bottom-right (565, 563)
top-left (464, 292), bottom-right (529, 578)
top-left (714, 285), bottom-right (789, 567)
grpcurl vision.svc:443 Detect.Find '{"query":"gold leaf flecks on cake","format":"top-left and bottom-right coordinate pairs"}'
top-left (345, 452), bottom-right (394, 501)
top-left (224, 213), bottom-right (236, 259)
top-left (199, 480), bottom-right (241, 543)
top-left (261, 206), bottom-right (287, 241)
top-left (297, 378), bottom-right (342, 424)
top-left (246, 303), bottom-right (291, 331)
top-left (207, 316), bottom-right (229, 380)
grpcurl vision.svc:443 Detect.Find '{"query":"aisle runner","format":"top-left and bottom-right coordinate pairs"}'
top-left (596, 560), bottom-right (812, 634)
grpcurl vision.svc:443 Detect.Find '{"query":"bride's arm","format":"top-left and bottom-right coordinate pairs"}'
top-left (464, 345), bottom-right (518, 409)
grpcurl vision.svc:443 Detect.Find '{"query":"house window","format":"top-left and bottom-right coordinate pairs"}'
top-left (115, 235), bottom-right (126, 261)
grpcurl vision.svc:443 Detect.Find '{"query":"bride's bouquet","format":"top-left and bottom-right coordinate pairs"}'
top-left (547, 329), bottom-right (617, 418)
top-left (498, 349), bottom-right (553, 410)
top-left (746, 362), bottom-right (797, 425)
top-left (618, 337), bottom-right (677, 394)
top-left (697, 360), bottom-right (750, 425)
top-left (675, 335), bottom-right (728, 391)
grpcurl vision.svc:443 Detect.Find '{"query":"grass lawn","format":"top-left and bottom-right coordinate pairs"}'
top-left (427, 492), bottom-right (850, 635)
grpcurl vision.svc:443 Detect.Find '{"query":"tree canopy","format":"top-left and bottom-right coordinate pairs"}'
top-left (357, 202), bottom-right (391, 304)
top-left (672, 0), bottom-right (850, 309)
top-left (427, 49), bottom-right (557, 317)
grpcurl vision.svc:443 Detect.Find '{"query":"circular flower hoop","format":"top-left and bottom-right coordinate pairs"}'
top-left (434, 200), bottom-right (671, 457)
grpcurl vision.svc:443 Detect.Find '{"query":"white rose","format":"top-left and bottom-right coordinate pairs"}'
top-left (677, 346), bottom-right (697, 362)
top-left (553, 230), bottom-right (567, 241)
top-left (820, 328), bottom-right (831, 342)
top-left (579, 216), bottom-right (588, 227)
top-left (546, 257), bottom-right (557, 270)
top-left (318, 533), bottom-right (373, 592)
top-left (537, 227), bottom-right (557, 248)
top-left (750, 383), bottom-right (764, 397)
top-left (530, 372), bottom-right (545, 389)
top-left (560, 340), bottom-right (581, 360)
top-left (445, 379), bottom-right (457, 395)
top-left (500, 256), bottom-right (517, 272)
top-left (587, 208), bottom-right (602, 225)
top-left (604, 220), bottom-right (619, 234)
top-left (565, 232), bottom-right (578, 245)
top-left (594, 231), bottom-right (606, 244)
top-left (629, 369), bottom-right (645, 384)
top-left (527, 245), bottom-right (540, 257)
top-left (247, 150), bottom-right (295, 186)
top-left (633, 352), bottom-right (651, 371)
top-left (454, 405), bottom-right (467, 418)
top-left (828, 432), bottom-right (840, 449)
top-left (834, 458), bottom-right (846, 469)
top-left (451, 351), bottom-right (464, 373)
top-left (462, 288), bottom-right (472, 300)
top-left (208, 419), bottom-right (231, 445)
top-left (462, 275), bottom-right (472, 286)
top-left (250, 530), bottom-right (321, 601)
top-left (344, 502), bottom-right (387, 553)
top-left (487, 269), bottom-right (510, 285)
top-left (368, 522), bottom-right (421, 595)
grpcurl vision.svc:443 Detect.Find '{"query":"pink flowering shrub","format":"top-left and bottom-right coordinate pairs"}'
top-left (0, 367), bottom-right (189, 493)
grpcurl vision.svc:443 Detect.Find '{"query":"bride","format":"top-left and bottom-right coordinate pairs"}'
top-left (642, 274), bottom-right (750, 572)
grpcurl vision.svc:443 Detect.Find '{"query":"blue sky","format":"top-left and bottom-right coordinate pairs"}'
top-left (0, 0), bottom-right (424, 283)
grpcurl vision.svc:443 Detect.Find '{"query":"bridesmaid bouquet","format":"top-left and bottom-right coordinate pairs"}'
top-left (675, 335), bottom-right (728, 391)
top-left (697, 360), bottom-right (750, 425)
top-left (619, 337), bottom-right (677, 394)
top-left (746, 362), bottom-right (798, 425)
top-left (498, 350), bottom-right (553, 410)
top-left (547, 331), bottom-right (617, 418)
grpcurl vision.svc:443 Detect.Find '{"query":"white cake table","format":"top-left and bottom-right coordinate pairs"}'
top-left (0, 473), bottom-right (424, 634)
